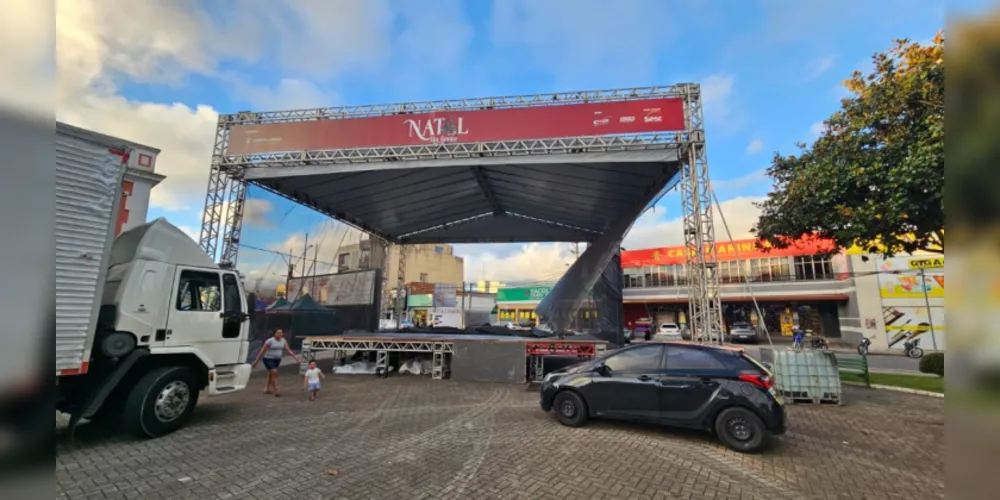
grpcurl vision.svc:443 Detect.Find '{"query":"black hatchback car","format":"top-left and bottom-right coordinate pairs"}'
top-left (539, 342), bottom-right (786, 453)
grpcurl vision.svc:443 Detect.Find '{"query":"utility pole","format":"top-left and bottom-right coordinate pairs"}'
top-left (284, 248), bottom-right (295, 300)
top-left (920, 268), bottom-right (938, 351)
top-left (298, 233), bottom-right (309, 299)
top-left (310, 242), bottom-right (320, 300)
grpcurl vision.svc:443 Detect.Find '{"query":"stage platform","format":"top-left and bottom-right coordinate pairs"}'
top-left (300, 332), bottom-right (609, 384)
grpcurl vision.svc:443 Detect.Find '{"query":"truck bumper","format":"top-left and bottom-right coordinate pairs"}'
top-left (207, 363), bottom-right (252, 395)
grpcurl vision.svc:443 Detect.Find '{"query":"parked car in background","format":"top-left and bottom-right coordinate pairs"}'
top-left (538, 342), bottom-right (786, 453)
top-left (655, 323), bottom-right (683, 341)
top-left (728, 322), bottom-right (759, 344)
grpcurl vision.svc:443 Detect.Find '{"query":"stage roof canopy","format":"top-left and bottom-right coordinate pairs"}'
top-left (216, 86), bottom-right (702, 244)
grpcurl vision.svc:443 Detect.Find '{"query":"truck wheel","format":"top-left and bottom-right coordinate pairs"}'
top-left (123, 367), bottom-right (200, 438)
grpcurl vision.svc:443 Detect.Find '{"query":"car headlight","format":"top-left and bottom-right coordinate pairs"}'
top-left (543, 372), bottom-right (560, 383)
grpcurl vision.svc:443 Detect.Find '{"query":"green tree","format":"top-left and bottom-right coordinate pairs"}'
top-left (752, 33), bottom-right (944, 257)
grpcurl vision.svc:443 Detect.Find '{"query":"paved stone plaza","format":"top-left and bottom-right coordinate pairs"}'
top-left (57, 367), bottom-right (944, 500)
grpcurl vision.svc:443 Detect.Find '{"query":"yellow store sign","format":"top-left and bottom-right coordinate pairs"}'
top-left (908, 257), bottom-right (944, 270)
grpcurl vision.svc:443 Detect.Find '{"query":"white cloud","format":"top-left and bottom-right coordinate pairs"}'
top-left (711, 170), bottom-right (770, 195)
top-left (801, 56), bottom-right (836, 83)
top-left (42, 0), bottom-right (409, 215)
top-left (810, 121), bottom-right (827, 137)
top-left (243, 199), bottom-right (276, 229)
top-left (231, 78), bottom-right (338, 111)
top-left (746, 139), bottom-right (764, 155)
top-left (452, 197), bottom-right (765, 282)
top-left (460, 243), bottom-right (575, 284)
top-left (622, 197), bottom-right (765, 250)
top-left (701, 74), bottom-right (734, 122)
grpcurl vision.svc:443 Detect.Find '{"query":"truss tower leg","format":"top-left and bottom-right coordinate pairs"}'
top-left (680, 85), bottom-right (724, 345)
top-left (220, 177), bottom-right (247, 267)
top-left (393, 244), bottom-right (407, 327)
top-left (379, 239), bottom-right (392, 329)
top-left (199, 165), bottom-right (228, 260)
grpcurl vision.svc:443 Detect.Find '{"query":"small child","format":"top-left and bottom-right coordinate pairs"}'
top-left (303, 360), bottom-right (325, 401)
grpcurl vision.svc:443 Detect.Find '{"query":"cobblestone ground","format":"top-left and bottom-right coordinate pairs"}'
top-left (56, 366), bottom-right (944, 500)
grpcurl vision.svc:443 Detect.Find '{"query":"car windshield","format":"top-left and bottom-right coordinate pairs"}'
top-left (733, 323), bottom-right (751, 329)
top-left (661, 324), bottom-right (677, 329)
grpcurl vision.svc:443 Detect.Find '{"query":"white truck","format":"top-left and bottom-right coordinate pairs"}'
top-left (55, 122), bottom-right (252, 438)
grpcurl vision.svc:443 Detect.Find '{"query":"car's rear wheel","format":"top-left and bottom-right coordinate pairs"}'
top-left (714, 407), bottom-right (770, 453)
top-left (553, 391), bottom-right (588, 427)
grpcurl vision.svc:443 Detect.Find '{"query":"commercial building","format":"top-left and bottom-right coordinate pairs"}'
top-left (336, 241), bottom-right (465, 290)
top-left (495, 237), bottom-right (945, 353)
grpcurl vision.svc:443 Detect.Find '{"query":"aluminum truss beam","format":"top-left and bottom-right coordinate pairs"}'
top-left (304, 338), bottom-right (455, 353)
top-left (679, 87), bottom-right (724, 345)
top-left (221, 85), bottom-right (690, 125)
top-left (220, 133), bottom-right (688, 168)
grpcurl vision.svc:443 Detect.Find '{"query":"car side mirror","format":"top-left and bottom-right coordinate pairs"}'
top-left (594, 364), bottom-right (610, 376)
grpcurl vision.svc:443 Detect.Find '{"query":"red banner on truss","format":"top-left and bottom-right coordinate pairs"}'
top-left (225, 98), bottom-right (686, 155)
top-left (525, 342), bottom-right (598, 357)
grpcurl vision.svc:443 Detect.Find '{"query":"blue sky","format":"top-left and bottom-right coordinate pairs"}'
top-left (57, 0), bottom-right (978, 285)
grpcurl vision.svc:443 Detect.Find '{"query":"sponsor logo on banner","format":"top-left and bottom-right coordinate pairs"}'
top-left (643, 107), bottom-right (662, 123)
top-left (404, 117), bottom-right (470, 144)
top-left (593, 118), bottom-right (610, 126)
top-left (620, 116), bottom-right (635, 123)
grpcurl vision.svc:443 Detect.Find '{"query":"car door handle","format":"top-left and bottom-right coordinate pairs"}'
top-left (700, 378), bottom-right (717, 386)
top-left (637, 375), bottom-right (652, 382)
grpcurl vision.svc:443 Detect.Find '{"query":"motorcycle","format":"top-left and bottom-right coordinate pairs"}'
top-left (810, 336), bottom-right (828, 350)
top-left (857, 336), bottom-right (873, 356)
top-left (903, 338), bottom-right (924, 359)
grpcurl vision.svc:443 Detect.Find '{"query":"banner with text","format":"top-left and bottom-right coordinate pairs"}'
top-left (226, 98), bottom-right (686, 154)
top-left (621, 236), bottom-right (837, 268)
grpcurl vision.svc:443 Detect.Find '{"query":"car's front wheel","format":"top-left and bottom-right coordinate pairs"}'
top-left (714, 407), bottom-right (770, 453)
top-left (553, 391), bottom-right (588, 427)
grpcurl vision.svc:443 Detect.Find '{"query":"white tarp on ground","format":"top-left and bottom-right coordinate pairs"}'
top-left (398, 358), bottom-right (433, 375)
top-left (332, 361), bottom-right (377, 375)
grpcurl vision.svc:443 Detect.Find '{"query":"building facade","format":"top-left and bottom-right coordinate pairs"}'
top-left (336, 241), bottom-right (465, 290)
top-left (495, 237), bottom-right (945, 353)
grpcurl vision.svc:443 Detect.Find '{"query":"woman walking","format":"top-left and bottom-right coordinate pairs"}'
top-left (252, 329), bottom-right (300, 397)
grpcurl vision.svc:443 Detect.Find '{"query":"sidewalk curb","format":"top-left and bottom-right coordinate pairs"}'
top-left (842, 381), bottom-right (944, 398)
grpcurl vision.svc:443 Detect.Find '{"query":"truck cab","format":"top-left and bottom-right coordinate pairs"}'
top-left (60, 219), bottom-right (253, 437)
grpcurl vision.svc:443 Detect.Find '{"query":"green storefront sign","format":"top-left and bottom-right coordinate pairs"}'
top-left (407, 294), bottom-right (432, 307)
top-left (496, 286), bottom-right (553, 303)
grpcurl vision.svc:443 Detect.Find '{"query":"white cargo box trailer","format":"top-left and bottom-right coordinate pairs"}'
top-left (55, 122), bottom-right (130, 376)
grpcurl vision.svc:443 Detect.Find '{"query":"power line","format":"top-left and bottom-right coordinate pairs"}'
top-left (240, 243), bottom-right (339, 269)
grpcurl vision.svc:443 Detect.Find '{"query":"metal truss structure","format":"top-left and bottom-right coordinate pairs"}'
top-left (198, 85), bottom-right (721, 340)
top-left (679, 88), bottom-right (724, 344)
top-left (302, 337), bottom-right (454, 380)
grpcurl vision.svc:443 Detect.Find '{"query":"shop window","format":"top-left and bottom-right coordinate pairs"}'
top-left (718, 260), bottom-right (747, 284)
top-left (794, 255), bottom-right (835, 280)
top-left (624, 268), bottom-right (644, 288)
top-left (748, 257), bottom-right (789, 282)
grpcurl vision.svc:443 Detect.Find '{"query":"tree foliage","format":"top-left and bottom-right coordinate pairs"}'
top-left (752, 33), bottom-right (944, 257)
